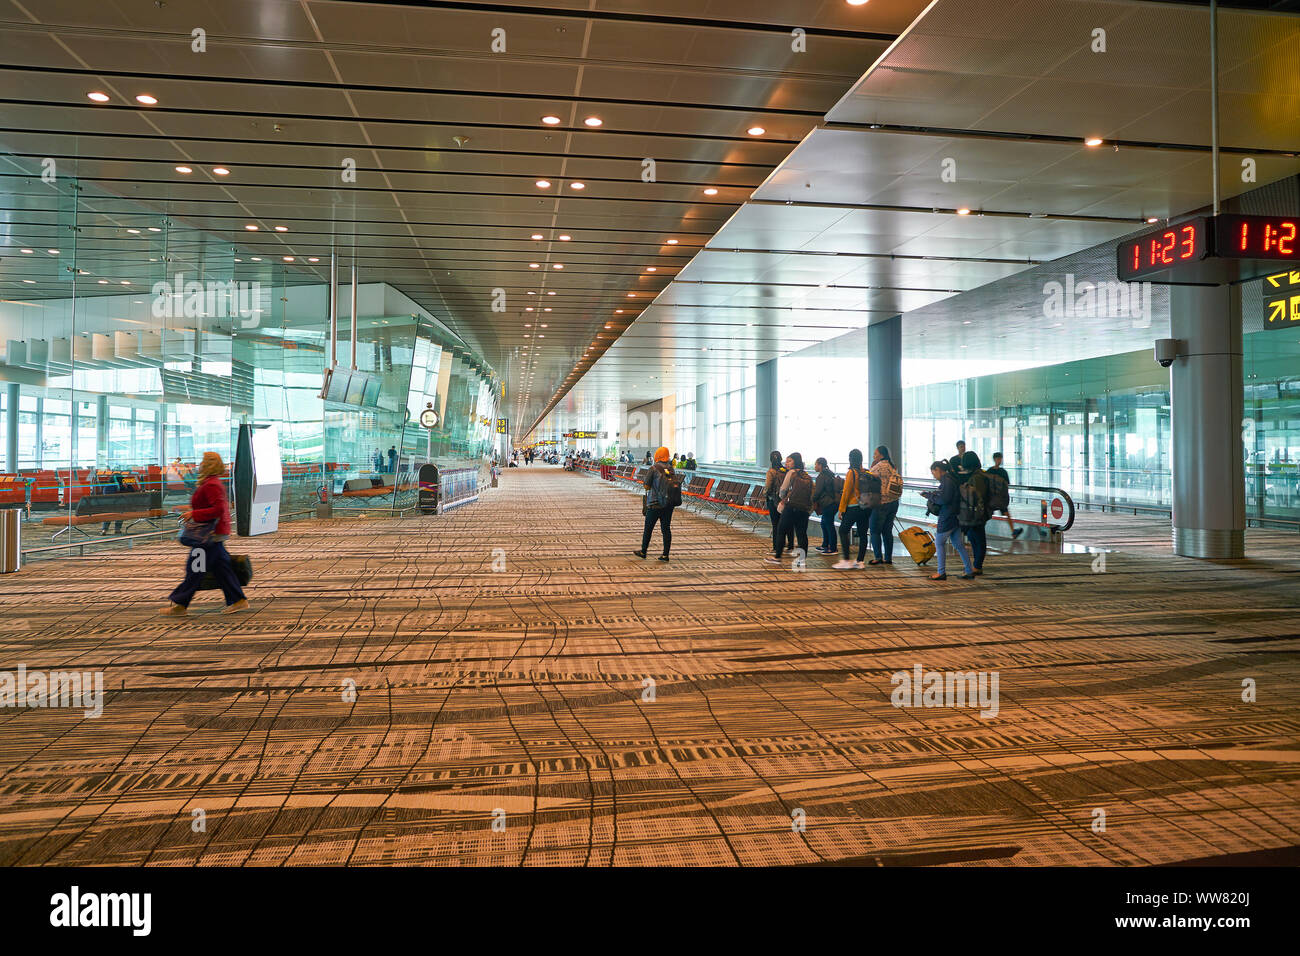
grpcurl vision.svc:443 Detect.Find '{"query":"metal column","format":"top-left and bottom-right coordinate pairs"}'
top-left (755, 358), bottom-right (778, 467)
top-left (868, 315), bottom-right (902, 461)
top-left (5, 384), bottom-right (17, 473)
top-left (1170, 283), bottom-right (1244, 558)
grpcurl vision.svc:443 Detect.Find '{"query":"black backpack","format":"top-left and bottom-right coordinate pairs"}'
top-left (664, 469), bottom-right (683, 507)
top-left (958, 478), bottom-right (989, 526)
top-left (986, 472), bottom-right (1010, 511)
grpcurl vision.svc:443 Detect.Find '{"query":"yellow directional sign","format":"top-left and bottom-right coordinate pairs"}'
top-left (1263, 270), bottom-right (1300, 331)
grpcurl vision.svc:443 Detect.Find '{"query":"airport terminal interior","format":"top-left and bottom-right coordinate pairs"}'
top-left (0, 0), bottom-right (1298, 868)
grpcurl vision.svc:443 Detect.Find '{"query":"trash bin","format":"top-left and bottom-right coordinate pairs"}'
top-left (0, 508), bottom-right (20, 573)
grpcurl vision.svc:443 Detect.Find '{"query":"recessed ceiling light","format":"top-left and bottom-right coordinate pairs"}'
top-left (747, 126), bottom-right (765, 136)
top-left (666, 238), bottom-right (678, 245)
top-left (626, 293), bottom-right (635, 298)
top-left (148, 226), bottom-right (161, 232)
top-left (956, 207), bottom-right (971, 215)
top-left (541, 115), bottom-right (562, 126)
top-left (552, 263), bottom-right (563, 269)
top-left (583, 116), bottom-right (603, 127)
top-left (212, 167), bottom-right (230, 176)
top-left (21, 279), bottom-right (35, 284)
top-left (531, 233), bottom-right (544, 240)
top-left (135, 94), bottom-right (158, 105)
top-left (245, 224), bottom-right (258, 231)
top-left (546, 291), bottom-right (555, 295)
top-left (526, 291), bottom-right (535, 295)
top-left (235, 258), bottom-right (243, 262)
top-left (175, 165), bottom-right (192, 174)
top-left (535, 179), bottom-right (551, 189)
top-left (47, 249), bottom-right (59, 255)
top-left (87, 91), bottom-right (110, 103)
top-left (525, 323), bottom-right (532, 327)
top-left (20, 249), bottom-right (32, 254)
top-left (525, 307), bottom-right (534, 312)
top-left (274, 225), bottom-right (288, 232)
top-left (847, 0), bottom-right (869, 6)
top-left (558, 234), bottom-right (571, 241)
top-left (704, 187), bottom-right (718, 196)
top-left (1146, 217), bottom-right (1159, 223)
top-left (569, 182), bottom-right (585, 190)
top-left (127, 228), bottom-right (141, 234)
top-left (120, 280), bottom-right (130, 285)
top-left (529, 263), bottom-right (540, 269)
top-left (615, 309), bottom-right (623, 314)
top-left (309, 257), bottom-right (319, 262)
top-left (1084, 137), bottom-right (1103, 147)
top-left (97, 279), bottom-right (108, 284)
top-left (540, 323), bottom-right (548, 327)
top-left (646, 267), bottom-right (656, 272)
top-left (251, 257), bottom-right (262, 261)
top-left (283, 256), bottom-right (294, 262)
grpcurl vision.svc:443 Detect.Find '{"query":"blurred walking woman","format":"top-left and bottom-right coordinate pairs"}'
top-left (161, 451), bottom-right (249, 615)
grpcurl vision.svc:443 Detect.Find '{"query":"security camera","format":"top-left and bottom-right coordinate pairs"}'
top-left (1154, 339), bottom-right (1179, 368)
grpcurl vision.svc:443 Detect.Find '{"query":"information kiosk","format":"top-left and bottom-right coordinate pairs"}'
top-left (234, 423), bottom-right (283, 536)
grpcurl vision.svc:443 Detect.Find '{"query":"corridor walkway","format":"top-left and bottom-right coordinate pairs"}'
top-left (1, 466), bottom-right (1298, 866)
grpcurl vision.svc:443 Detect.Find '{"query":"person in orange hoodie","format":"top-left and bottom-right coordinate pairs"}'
top-left (635, 446), bottom-right (677, 562)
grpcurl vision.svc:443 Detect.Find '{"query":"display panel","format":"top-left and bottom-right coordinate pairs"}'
top-left (1215, 214), bottom-right (1300, 261)
top-left (1116, 218), bottom-right (1208, 280)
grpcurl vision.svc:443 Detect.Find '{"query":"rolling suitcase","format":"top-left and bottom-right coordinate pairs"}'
top-left (896, 522), bottom-right (936, 565)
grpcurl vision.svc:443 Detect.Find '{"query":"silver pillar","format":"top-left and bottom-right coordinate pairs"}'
top-left (95, 394), bottom-right (109, 468)
top-left (5, 384), bottom-right (17, 473)
top-left (755, 358), bottom-right (778, 467)
top-left (1170, 284), bottom-right (1244, 559)
top-left (868, 315), bottom-right (902, 462)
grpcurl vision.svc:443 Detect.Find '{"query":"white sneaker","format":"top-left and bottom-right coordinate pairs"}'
top-left (832, 560), bottom-right (854, 569)
top-left (853, 561), bottom-right (865, 569)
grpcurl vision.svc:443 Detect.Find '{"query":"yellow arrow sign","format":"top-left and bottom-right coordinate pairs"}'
top-left (1265, 270), bottom-right (1300, 289)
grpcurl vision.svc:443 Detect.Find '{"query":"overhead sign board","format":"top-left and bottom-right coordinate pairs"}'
top-left (563, 430), bottom-right (607, 439)
top-left (1263, 270), bottom-right (1300, 332)
top-left (496, 418), bottom-right (507, 434)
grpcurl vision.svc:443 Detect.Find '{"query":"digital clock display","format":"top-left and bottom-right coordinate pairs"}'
top-left (1214, 214), bottom-right (1299, 261)
top-left (1116, 218), bottom-right (1208, 281)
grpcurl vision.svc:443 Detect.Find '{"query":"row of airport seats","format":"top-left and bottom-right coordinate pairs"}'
top-left (605, 463), bottom-right (773, 529)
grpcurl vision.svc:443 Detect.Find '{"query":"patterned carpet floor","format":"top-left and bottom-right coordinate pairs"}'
top-left (1, 466), bottom-right (1298, 866)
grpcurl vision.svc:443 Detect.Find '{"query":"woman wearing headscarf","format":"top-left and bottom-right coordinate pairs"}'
top-left (161, 451), bottom-right (249, 615)
top-left (635, 446), bottom-right (677, 562)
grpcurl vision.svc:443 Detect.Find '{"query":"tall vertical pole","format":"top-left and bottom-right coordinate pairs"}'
top-left (349, 260), bottom-right (358, 371)
top-left (328, 251), bottom-right (338, 369)
top-left (1210, 0), bottom-right (1220, 216)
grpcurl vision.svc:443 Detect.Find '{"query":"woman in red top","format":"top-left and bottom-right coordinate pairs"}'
top-left (161, 451), bottom-right (248, 615)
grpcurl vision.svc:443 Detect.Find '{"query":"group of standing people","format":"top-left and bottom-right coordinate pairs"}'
top-left (763, 446), bottom-right (904, 568)
top-left (761, 440), bottom-right (1019, 581)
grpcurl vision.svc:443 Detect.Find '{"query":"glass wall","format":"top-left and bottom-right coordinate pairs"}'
top-left (674, 388), bottom-right (696, 458)
top-left (0, 177), bottom-right (500, 557)
top-left (709, 366), bottom-right (756, 464)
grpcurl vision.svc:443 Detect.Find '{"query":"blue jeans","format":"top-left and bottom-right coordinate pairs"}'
top-left (869, 500), bottom-right (899, 561)
top-left (818, 505), bottom-right (837, 550)
top-left (936, 527), bottom-right (973, 576)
